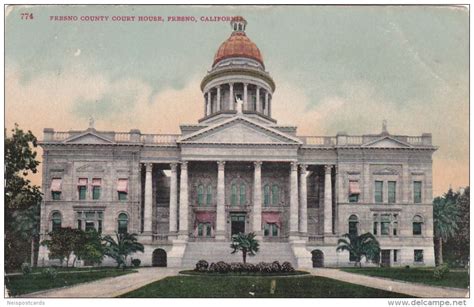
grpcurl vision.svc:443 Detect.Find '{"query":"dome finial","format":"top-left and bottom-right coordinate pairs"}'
top-left (230, 16), bottom-right (247, 33)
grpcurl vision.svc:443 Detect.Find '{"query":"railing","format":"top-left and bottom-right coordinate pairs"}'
top-left (52, 132), bottom-right (70, 141)
top-left (308, 235), bottom-right (324, 243)
top-left (141, 134), bottom-right (180, 145)
top-left (299, 136), bottom-right (336, 146)
top-left (114, 133), bottom-right (131, 142)
top-left (152, 234), bottom-right (168, 242)
top-left (299, 134), bottom-right (432, 147)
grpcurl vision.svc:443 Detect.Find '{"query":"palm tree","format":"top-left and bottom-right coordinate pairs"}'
top-left (433, 194), bottom-right (460, 265)
top-left (336, 232), bottom-right (380, 267)
top-left (230, 232), bottom-right (259, 264)
top-left (103, 232), bottom-right (144, 269)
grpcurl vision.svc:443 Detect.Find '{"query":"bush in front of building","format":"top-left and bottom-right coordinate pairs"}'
top-left (271, 261), bottom-right (281, 272)
top-left (21, 263), bottom-right (32, 275)
top-left (433, 263), bottom-right (450, 280)
top-left (281, 261), bottom-right (295, 272)
top-left (195, 260), bottom-right (209, 272)
top-left (41, 267), bottom-right (58, 280)
top-left (215, 261), bottom-right (231, 273)
top-left (131, 259), bottom-right (141, 268)
top-left (194, 260), bottom-right (296, 274)
top-left (208, 262), bottom-right (217, 273)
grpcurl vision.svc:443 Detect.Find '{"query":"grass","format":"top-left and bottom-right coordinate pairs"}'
top-left (120, 275), bottom-right (412, 298)
top-left (5, 268), bottom-right (136, 296)
top-left (341, 267), bottom-right (469, 289)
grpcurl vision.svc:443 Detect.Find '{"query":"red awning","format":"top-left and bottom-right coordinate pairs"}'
top-left (349, 181), bottom-right (361, 194)
top-left (77, 178), bottom-right (88, 186)
top-left (194, 212), bottom-right (216, 226)
top-left (262, 212), bottom-right (281, 228)
top-left (92, 178), bottom-right (102, 186)
top-left (50, 178), bottom-right (62, 192)
top-left (117, 179), bottom-right (128, 192)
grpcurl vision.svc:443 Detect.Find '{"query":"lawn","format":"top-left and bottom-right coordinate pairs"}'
top-left (341, 267), bottom-right (469, 289)
top-left (5, 268), bottom-right (136, 296)
top-left (120, 275), bottom-right (411, 298)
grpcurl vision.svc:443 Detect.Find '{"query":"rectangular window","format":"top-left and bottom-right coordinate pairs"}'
top-left (206, 186), bottom-right (212, 206)
top-left (85, 221), bottom-right (95, 232)
top-left (414, 181), bottom-right (422, 203)
top-left (388, 181), bottom-right (396, 203)
top-left (51, 178), bottom-right (62, 200)
top-left (263, 223), bottom-right (270, 237)
top-left (375, 181), bottom-right (384, 203)
top-left (78, 178), bottom-right (88, 200)
top-left (381, 222), bottom-right (390, 235)
top-left (393, 250), bottom-right (398, 263)
top-left (52, 191), bottom-right (61, 200)
top-left (413, 222), bottom-right (422, 235)
top-left (414, 250), bottom-right (424, 263)
top-left (348, 194), bottom-right (359, 203)
top-left (197, 224), bottom-right (203, 236)
top-left (117, 179), bottom-right (128, 202)
top-left (206, 224), bottom-right (212, 237)
top-left (348, 180), bottom-right (360, 203)
top-left (92, 178), bottom-right (101, 200)
top-left (240, 185), bottom-right (246, 205)
top-left (77, 220), bottom-right (82, 230)
top-left (349, 221), bottom-right (358, 236)
top-left (373, 221), bottom-right (378, 235)
top-left (271, 224), bottom-right (278, 237)
top-left (271, 185), bottom-right (279, 205)
top-left (393, 221), bottom-right (398, 236)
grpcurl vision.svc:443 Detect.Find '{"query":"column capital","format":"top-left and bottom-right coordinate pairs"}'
top-left (229, 82), bottom-right (234, 86)
top-left (217, 160), bottom-right (226, 170)
top-left (324, 164), bottom-right (333, 172)
top-left (243, 82), bottom-right (248, 87)
top-left (253, 161), bottom-right (262, 168)
top-left (290, 161), bottom-right (298, 171)
top-left (145, 163), bottom-right (153, 172)
top-left (170, 163), bottom-right (178, 172)
top-left (299, 163), bottom-right (308, 171)
top-left (181, 161), bottom-right (188, 169)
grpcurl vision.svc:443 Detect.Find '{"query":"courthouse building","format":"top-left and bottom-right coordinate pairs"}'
top-left (38, 17), bottom-right (436, 268)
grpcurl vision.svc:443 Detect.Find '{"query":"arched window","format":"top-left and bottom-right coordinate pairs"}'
top-left (206, 185), bottom-right (212, 206)
top-left (272, 185), bottom-right (279, 205)
top-left (197, 185), bottom-right (204, 206)
top-left (413, 215), bottom-right (423, 235)
top-left (118, 213), bottom-right (128, 234)
top-left (51, 211), bottom-right (62, 231)
top-left (263, 185), bottom-right (270, 207)
top-left (240, 184), bottom-right (246, 205)
top-left (231, 184), bottom-right (237, 206)
top-left (348, 215), bottom-right (358, 236)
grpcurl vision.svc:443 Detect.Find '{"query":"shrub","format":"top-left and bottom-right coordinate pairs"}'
top-left (271, 261), bottom-right (281, 273)
top-left (131, 259), bottom-right (141, 268)
top-left (230, 262), bottom-right (245, 273)
top-left (41, 267), bottom-right (58, 280)
top-left (243, 263), bottom-right (257, 273)
top-left (256, 262), bottom-right (272, 273)
top-left (433, 263), bottom-right (450, 280)
top-left (195, 260), bottom-right (209, 272)
top-left (208, 262), bottom-right (216, 273)
top-left (215, 261), bottom-right (231, 273)
top-left (281, 261), bottom-right (295, 272)
top-left (405, 265), bottom-right (410, 269)
top-left (21, 263), bottom-right (32, 275)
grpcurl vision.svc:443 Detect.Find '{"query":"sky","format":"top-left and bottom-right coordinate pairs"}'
top-left (5, 5), bottom-right (469, 197)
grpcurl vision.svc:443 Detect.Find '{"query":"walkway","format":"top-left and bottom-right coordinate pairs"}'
top-left (22, 267), bottom-right (179, 298)
top-left (309, 268), bottom-right (469, 298)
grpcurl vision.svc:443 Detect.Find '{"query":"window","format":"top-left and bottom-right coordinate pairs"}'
top-left (393, 250), bottom-right (399, 263)
top-left (348, 180), bottom-right (360, 203)
top-left (375, 181), bottom-right (384, 203)
top-left (92, 178), bottom-right (101, 200)
top-left (51, 212), bottom-right (62, 231)
top-left (393, 221), bottom-right (398, 236)
top-left (197, 223), bottom-right (212, 237)
top-left (373, 222), bottom-right (378, 235)
top-left (271, 185), bottom-right (279, 205)
top-left (117, 179), bottom-right (128, 201)
top-left (240, 184), bottom-right (246, 205)
top-left (206, 185), bottom-right (212, 206)
top-left (414, 181), bottom-right (422, 203)
top-left (231, 184), bottom-right (237, 206)
top-left (414, 250), bottom-right (424, 263)
top-left (76, 211), bottom-right (103, 233)
top-left (263, 223), bottom-right (278, 237)
top-left (197, 185), bottom-right (204, 206)
top-left (78, 178), bottom-right (88, 200)
top-left (51, 178), bottom-right (62, 200)
top-left (264, 185), bottom-right (270, 207)
top-left (381, 214), bottom-right (390, 235)
top-left (118, 213), bottom-right (128, 234)
top-left (388, 181), bottom-right (396, 203)
top-left (348, 215), bottom-right (358, 236)
top-left (413, 215), bottom-right (423, 235)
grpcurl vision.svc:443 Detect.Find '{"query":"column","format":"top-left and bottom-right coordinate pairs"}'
top-left (243, 83), bottom-right (248, 111)
top-left (169, 163), bottom-right (178, 234)
top-left (178, 161), bottom-right (189, 239)
top-left (206, 91), bottom-right (211, 115)
top-left (216, 86), bottom-right (221, 112)
top-left (299, 164), bottom-right (308, 234)
top-left (324, 165), bottom-right (333, 234)
top-left (265, 92), bottom-right (269, 116)
top-left (144, 163), bottom-right (153, 234)
top-left (229, 83), bottom-right (234, 110)
top-left (256, 86), bottom-right (261, 112)
top-left (252, 161), bottom-right (262, 237)
top-left (289, 162), bottom-right (299, 236)
top-left (216, 161), bottom-right (226, 240)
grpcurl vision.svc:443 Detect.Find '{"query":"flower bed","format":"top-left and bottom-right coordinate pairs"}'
top-left (181, 260), bottom-right (309, 276)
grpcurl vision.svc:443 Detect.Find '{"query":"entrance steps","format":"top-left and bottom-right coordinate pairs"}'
top-left (181, 241), bottom-right (298, 268)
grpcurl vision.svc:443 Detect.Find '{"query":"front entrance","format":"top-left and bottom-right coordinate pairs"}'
top-left (381, 249), bottom-right (391, 267)
top-left (231, 214), bottom-right (246, 236)
top-left (311, 250), bottom-right (324, 268)
top-left (152, 248), bottom-right (167, 267)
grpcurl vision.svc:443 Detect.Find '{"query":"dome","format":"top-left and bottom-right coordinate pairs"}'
top-left (212, 18), bottom-right (264, 67)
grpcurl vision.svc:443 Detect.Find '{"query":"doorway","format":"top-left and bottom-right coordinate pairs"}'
top-left (152, 248), bottom-right (167, 267)
top-left (231, 214), bottom-right (246, 236)
top-left (381, 250), bottom-right (391, 267)
top-left (311, 250), bottom-right (324, 268)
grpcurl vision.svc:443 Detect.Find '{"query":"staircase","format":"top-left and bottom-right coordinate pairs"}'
top-left (181, 241), bottom-right (297, 268)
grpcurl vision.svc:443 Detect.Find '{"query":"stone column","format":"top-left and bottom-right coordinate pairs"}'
top-left (216, 161), bottom-right (226, 240)
top-left (169, 163), bottom-right (178, 234)
top-left (324, 165), bottom-right (333, 234)
top-left (289, 162), bottom-right (299, 237)
top-left (206, 91), bottom-right (211, 115)
top-left (178, 161), bottom-right (189, 239)
top-left (265, 92), bottom-right (269, 116)
top-left (216, 86), bottom-right (221, 112)
top-left (229, 83), bottom-right (234, 110)
top-left (299, 164), bottom-right (308, 235)
top-left (243, 83), bottom-right (248, 111)
top-left (144, 163), bottom-right (153, 234)
top-left (256, 86), bottom-right (261, 112)
top-left (252, 161), bottom-right (262, 238)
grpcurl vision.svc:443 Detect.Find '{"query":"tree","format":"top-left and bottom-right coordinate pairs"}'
top-left (103, 232), bottom-right (144, 269)
top-left (5, 124), bottom-right (42, 269)
top-left (74, 230), bottom-right (105, 266)
top-left (336, 232), bottom-right (380, 267)
top-left (230, 232), bottom-right (260, 264)
top-left (41, 227), bottom-right (84, 267)
top-left (433, 189), bottom-right (461, 265)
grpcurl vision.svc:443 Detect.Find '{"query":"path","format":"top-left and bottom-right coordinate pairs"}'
top-left (310, 268), bottom-right (469, 298)
top-left (20, 267), bottom-right (179, 298)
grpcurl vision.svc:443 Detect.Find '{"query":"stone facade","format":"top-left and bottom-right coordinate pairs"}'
top-left (38, 17), bottom-right (436, 268)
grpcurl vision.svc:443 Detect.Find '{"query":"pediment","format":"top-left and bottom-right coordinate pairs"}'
top-left (76, 164), bottom-right (106, 172)
top-left (178, 116), bottom-right (302, 145)
top-left (373, 167), bottom-right (399, 175)
top-left (64, 131), bottom-right (114, 144)
top-left (362, 136), bottom-right (411, 148)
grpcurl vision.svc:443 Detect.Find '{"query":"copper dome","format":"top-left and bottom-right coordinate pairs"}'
top-left (213, 31), bottom-right (264, 67)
